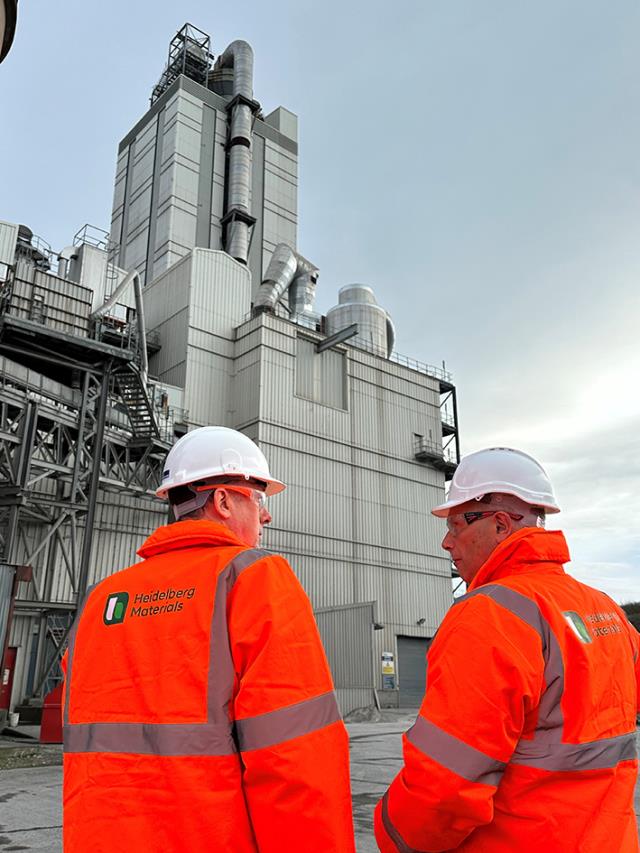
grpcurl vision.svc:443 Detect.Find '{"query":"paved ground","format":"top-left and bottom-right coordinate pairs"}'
top-left (349, 716), bottom-right (407, 852)
top-left (1, 717), bottom-right (639, 852)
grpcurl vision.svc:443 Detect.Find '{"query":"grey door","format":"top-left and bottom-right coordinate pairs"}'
top-left (397, 636), bottom-right (429, 707)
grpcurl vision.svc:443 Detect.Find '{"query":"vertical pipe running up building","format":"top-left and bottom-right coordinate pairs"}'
top-left (215, 40), bottom-right (255, 264)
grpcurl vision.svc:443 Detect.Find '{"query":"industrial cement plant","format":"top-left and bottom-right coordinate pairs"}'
top-left (0, 23), bottom-right (459, 722)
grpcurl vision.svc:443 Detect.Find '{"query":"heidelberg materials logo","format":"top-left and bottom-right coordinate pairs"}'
top-left (563, 611), bottom-right (592, 644)
top-left (103, 592), bottom-right (129, 626)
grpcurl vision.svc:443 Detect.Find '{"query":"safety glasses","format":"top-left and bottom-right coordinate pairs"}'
top-left (221, 485), bottom-right (268, 509)
top-left (446, 510), bottom-right (524, 533)
top-left (195, 483), bottom-right (267, 509)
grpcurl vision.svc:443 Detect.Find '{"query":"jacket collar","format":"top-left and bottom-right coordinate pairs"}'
top-left (467, 528), bottom-right (570, 592)
top-left (137, 519), bottom-right (247, 559)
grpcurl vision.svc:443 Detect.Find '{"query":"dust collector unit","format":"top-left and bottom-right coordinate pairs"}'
top-left (325, 284), bottom-right (395, 358)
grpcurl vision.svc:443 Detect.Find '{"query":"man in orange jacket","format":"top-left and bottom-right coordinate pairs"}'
top-left (375, 447), bottom-right (639, 852)
top-left (63, 426), bottom-right (355, 852)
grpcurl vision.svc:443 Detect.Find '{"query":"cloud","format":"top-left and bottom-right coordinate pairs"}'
top-left (458, 412), bottom-right (640, 603)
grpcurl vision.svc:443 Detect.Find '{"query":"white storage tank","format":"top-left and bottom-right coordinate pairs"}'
top-left (325, 284), bottom-right (395, 358)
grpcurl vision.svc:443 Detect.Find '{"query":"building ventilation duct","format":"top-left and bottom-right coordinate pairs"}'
top-left (253, 243), bottom-right (319, 315)
top-left (57, 246), bottom-right (78, 280)
top-left (215, 40), bottom-right (259, 265)
top-left (325, 284), bottom-right (395, 358)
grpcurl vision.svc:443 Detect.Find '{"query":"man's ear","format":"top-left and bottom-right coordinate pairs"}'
top-left (211, 489), bottom-right (233, 520)
top-left (494, 511), bottom-right (511, 537)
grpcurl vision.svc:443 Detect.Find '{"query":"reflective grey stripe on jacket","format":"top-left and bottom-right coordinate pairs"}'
top-left (406, 716), bottom-right (505, 786)
top-left (63, 549), bottom-right (340, 757)
top-left (381, 583), bottom-right (638, 852)
top-left (403, 584), bottom-right (637, 781)
top-left (381, 790), bottom-right (428, 853)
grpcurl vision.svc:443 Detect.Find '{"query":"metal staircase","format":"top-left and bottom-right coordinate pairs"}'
top-left (113, 364), bottom-right (161, 442)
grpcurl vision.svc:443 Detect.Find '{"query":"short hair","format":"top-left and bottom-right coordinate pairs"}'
top-left (167, 485), bottom-right (210, 521)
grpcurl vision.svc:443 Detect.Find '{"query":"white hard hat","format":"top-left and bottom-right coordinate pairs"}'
top-left (156, 426), bottom-right (285, 499)
top-left (431, 447), bottom-right (560, 517)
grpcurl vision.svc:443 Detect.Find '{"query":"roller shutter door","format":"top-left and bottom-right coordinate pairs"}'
top-left (397, 636), bottom-right (429, 707)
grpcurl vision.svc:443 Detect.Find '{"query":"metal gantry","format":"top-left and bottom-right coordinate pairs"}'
top-left (0, 255), bottom-right (170, 696)
top-left (151, 23), bottom-right (212, 105)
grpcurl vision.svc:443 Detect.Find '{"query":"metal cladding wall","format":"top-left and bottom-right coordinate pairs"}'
top-left (110, 76), bottom-right (298, 289)
top-left (6, 614), bottom-right (33, 711)
top-left (10, 262), bottom-right (92, 337)
top-left (0, 220), bottom-right (18, 267)
top-left (261, 138), bottom-right (298, 284)
top-left (314, 603), bottom-right (376, 716)
top-left (145, 248), bottom-right (251, 427)
top-left (67, 244), bottom-right (132, 313)
top-left (233, 313), bottom-right (452, 705)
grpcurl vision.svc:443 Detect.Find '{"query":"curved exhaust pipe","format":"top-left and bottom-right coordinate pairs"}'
top-left (253, 243), bottom-right (319, 315)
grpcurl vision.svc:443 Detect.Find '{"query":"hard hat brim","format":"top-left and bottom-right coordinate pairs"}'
top-left (431, 491), bottom-right (561, 518)
top-left (157, 475), bottom-right (286, 501)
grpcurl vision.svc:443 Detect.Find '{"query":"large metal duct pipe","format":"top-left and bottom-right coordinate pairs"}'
top-left (57, 246), bottom-right (78, 280)
top-left (289, 270), bottom-right (317, 316)
top-left (254, 243), bottom-right (319, 315)
top-left (215, 40), bottom-right (256, 264)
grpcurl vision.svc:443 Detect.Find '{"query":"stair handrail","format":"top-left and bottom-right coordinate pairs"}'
top-left (113, 362), bottom-right (161, 441)
top-left (91, 269), bottom-right (148, 386)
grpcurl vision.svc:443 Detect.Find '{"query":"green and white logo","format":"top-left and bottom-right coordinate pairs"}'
top-left (563, 610), bottom-right (592, 644)
top-left (103, 592), bottom-right (129, 625)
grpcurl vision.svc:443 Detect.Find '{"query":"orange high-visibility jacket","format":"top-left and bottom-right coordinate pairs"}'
top-left (62, 520), bottom-right (355, 852)
top-left (375, 528), bottom-right (640, 853)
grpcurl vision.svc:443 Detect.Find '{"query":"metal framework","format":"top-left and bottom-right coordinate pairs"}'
top-left (151, 23), bottom-right (212, 105)
top-left (0, 255), bottom-right (170, 697)
top-left (413, 380), bottom-right (460, 480)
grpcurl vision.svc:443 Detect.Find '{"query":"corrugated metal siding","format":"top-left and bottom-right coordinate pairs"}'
top-left (240, 313), bottom-right (453, 700)
top-left (149, 91), bottom-right (203, 276)
top-left (184, 346), bottom-right (233, 427)
top-left (0, 220), bottom-right (18, 266)
top-left (397, 636), bottom-right (429, 707)
top-left (315, 603), bottom-right (375, 714)
top-left (190, 250), bottom-right (250, 336)
top-left (89, 493), bottom-right (166, 586)
top-left (231, 345), bottom-right (261, 430)
top-left (262, 139), bottom-right (298, 255)
top-left (295, 337), bottom-right (346, 409)
top-left (10, 263), bottom-right (92, 337)
top-left (19, 491), bottom-right (167, 607)
top-left (208, 107), bottom-right (227, 252)
top-left (144, 253), bottom-right (191, 383)
top-left (8, 614), bottom-right (35, 711)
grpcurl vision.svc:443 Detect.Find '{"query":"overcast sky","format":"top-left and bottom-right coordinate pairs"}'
top-left (1, 1), bottom-right (639, 601)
